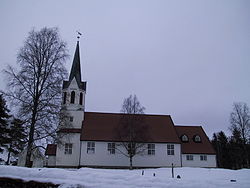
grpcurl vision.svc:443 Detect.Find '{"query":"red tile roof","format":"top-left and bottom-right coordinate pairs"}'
top-left (45, 144), bottom-right (57, 156)
top-left (175, 126), bottom-right (216, 154)
top-left (80, 112), bottom-right (180, 143)
top-left (46, 113), bottom-right (216, 157)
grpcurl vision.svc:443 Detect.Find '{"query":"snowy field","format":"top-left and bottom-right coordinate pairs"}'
top-left (0, 166), bottom-right (249, 188)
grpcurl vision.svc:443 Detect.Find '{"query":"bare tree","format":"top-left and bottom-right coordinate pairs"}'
top-left (230, 102), bottom-right (250, 167)
top-left (2, 27), bottom-right (68, 167)
top-left (116, 94), bottom-right (148, 170)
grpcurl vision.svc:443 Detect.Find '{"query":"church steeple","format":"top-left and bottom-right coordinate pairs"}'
top-left (61, 38), bottom-right (86, 128)
top-left (69, 41), bottom-right (82, 86)
top-left (63, 41), bottom-right (86, 91)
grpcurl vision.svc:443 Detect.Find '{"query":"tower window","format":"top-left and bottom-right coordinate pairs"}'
top-left (79, 92), bottom-right (83, 105)
top-left (63, 92), bottom-right (67, 104)
top-left (70, 91), bottom-right (75, 104)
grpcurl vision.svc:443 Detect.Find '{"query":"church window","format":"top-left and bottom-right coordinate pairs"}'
top-left (87, 142), bottom-right (95, 154)
top-left (186, 155), bottom-right (193, 161)
top-left (64, 143), bottom-right (72, 154)
top-left (128, 143), bottom-right (135, 155)
top-left (63, 92), bottom-right (67, 104)
top-left (107, 143), bottom-right (115, 154)
top-left (69, 116), bottom-right (73, 122)
top-left (167, 144), bottom-right (174, 155)
top-left (79, 92), bottom-right (83, 105)
top-left (200, 155), bottom-right (207, 161)
top-left (70, 91), bottom-right (75, 104)
top-left (148, 144), bottom-right (155, 155)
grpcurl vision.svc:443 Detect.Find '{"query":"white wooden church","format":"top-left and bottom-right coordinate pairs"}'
top-left (45, 41), bottom-right (216, 168)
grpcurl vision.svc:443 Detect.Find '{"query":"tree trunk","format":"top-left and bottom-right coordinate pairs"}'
top-left (25, 102), bottom-right (38, 167)
top-left (6, 147), bottom-right (11, 165)
top-left (129, 155), bottom-right (133, 170)
top-left (243, 144), bottom-right (249, 168)
top-left (25, 121), bottom-right (35, 167)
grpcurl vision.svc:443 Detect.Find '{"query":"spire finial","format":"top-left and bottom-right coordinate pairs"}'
top-left (76, 31), bottom-right (82, 41)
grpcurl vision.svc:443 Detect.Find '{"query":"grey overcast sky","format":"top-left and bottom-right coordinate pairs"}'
top-left (0, 0), bottom-right (250, 138)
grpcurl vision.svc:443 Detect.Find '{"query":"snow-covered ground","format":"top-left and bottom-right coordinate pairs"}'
top-left (0, 166), bottom-right (249, 188)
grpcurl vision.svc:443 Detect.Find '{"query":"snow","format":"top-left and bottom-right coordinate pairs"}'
top-left (0, 166), bottom-right (249, 188)
top-left (0, 151), bottom-right (8, 164)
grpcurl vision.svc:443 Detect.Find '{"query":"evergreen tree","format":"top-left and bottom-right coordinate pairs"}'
top-left (6, 118), bottom-right (27, 165)
top-left (212, 131), bottom-right (231, 168)
top-left (211, 133), bottom-right (220, 167)
top-left (217, 131), bottom-right (231, 168)
top-left (229, 128), bottom-right (245, 169)
top-left (0, 94), bottom-right (10, 162)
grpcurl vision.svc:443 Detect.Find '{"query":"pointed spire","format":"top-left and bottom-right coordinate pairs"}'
top-left (69, 41), bottom-right (82, 86)
top-left (63, 40), bottom-right (86, 91)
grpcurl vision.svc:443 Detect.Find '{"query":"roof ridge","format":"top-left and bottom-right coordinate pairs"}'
top-left (175, 125), bottom-right (202, 127)
top-left (85, 111), bottom-right (171, 117)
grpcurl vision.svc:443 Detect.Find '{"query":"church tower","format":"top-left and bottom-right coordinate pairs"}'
top-left (61, 40), bottom-right (87, 129)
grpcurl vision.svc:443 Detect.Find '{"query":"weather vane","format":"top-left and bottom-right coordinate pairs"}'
top-left (76, 31), bottom-right (82, 40)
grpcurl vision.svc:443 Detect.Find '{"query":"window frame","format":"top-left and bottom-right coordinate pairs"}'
top-left (186, 154), bottom-right (194, 161)
top-left (69, 116), bottom-right (74, 122)
top-left (193, 135), bottom-right (201, 143)
top-left (128, 143), bottom-right (135, 155)
top-left (79, 92), bottom-right (83, 105)
top-left (107, 143), bottom-right (115, 154)
top-left (167, 144), bottom-right (174, 155)
top-left (181, 134), bottom-right (189, 142)
top-left (148, 144), bottom-right (155, 155)
top-left (200, 155), bottom-right (207, 161)
top-left (64, 143), bottom-right (73, 155)
top-left (87, 142), bottom-right (95, 154)
top-left (70, 91), bottom-right (75, 104)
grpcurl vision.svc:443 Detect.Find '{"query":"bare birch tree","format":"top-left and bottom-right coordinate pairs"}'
top-left (2, 27), bottom-right (68, 167)
top-left (230, 102), bottom-right (250, 167)
top-left (116, 94), bottom-right (148, 170)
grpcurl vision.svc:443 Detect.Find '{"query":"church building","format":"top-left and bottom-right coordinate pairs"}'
top-left (45, 41), bottom-right (216, 168)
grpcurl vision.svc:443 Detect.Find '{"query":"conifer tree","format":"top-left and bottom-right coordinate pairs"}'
top-left (6, 118), bottom-right (27, 165)
top-left (212, 131), bottom-right (231, 168)
top-left (0, 94), bottom-right (10, 162)
top-left (229, 128), bottom-right (245, 169)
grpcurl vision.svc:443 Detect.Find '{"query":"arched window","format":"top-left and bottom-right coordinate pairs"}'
top-left (63, 92), bottom-right (67, 104)
top-left (193, 135), bottom-right (201, 143)
top-left (181, 135), bottom-right (189, 142)
top-left (70, 91), bottom-right (75, 104)
top-left (79, 92), bottom-right (83, 105)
